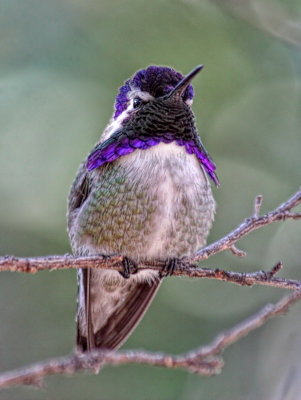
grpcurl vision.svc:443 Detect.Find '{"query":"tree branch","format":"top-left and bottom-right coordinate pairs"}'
top-left (0, 255), bottom-right (300, 291)
top-left (0, 188), bottom-right (300, 389)
top-left (192, 187), bottom-right (301, 261)
top-left (0, 290), bottom-right (300, 389)
top-left (1, 188), bottom-right (300, 275)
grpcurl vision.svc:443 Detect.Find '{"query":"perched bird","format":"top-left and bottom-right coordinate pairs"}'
top-left (67, 65), bottom-right (218, 352)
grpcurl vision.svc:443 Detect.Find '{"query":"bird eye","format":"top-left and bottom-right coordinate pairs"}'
top-left (133, 97), bottom-right (143, 109)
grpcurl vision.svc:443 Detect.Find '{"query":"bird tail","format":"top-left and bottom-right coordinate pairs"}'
top-left (76, 268), bottom-right (161, 351)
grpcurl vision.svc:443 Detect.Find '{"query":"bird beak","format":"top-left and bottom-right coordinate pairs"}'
top-left (167, 65), bottom-right (203, 99)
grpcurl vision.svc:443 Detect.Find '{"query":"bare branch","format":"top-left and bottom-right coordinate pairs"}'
top-left (0, 290), bottom-right (300, 389)
top-left (0, 189), bottom-right (300, 389)
top-left (0, 255), bottom-right (300, 291)
top-left (182, 290), bottom-right (301, 361)
top-left (253, 195), bottom-right (263, 219)
top-left (1, 188), bottom-right (300, 277)
top-left (176, 263), bottom-right (301, 291)
top-left (267, 261), bottom-right (283, 278)
top-left (192, 187), bottom-right (301, 261)
top-left (229, 244), bottom-right (246, 258)
top-left (0, 253), bottom-right (125, 274)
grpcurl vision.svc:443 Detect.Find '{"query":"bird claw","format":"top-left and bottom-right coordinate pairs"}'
top-left (120, 256), bottom-right (138, 279)
top-left (159, 258), bottom-right (180, 278)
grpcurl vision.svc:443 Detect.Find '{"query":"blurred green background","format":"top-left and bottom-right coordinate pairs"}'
top-left (1, 0), bottom-right (301, 399)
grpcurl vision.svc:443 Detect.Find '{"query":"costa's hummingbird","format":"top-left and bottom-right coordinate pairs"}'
top-left (67, 65), bottom-right (218, 352)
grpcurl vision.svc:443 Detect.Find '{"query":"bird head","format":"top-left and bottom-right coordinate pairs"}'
top-left (87, 65), bottom-right (219, 186)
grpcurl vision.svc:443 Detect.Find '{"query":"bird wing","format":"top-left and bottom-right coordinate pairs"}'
top-left (68, 151), bottom-right (161, 352)
top-left (67, 159), bottom-right (91, 232)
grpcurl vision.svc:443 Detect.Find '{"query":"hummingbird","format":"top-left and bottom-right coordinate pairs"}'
top-left (67, 65), bottom-right (218, 352)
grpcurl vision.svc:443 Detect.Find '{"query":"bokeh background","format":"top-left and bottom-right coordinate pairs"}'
top-left (1, 1), bottom-right (301, 399)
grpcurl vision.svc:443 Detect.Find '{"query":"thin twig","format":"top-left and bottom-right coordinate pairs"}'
top-left (0, 290), bottom-right (299, 389)
top-left (230, 244), bottom-right (246, 258)
top-left (253, 195), bottom-right (263, 219)
top-left (192, 187), bottom-right (301, 261)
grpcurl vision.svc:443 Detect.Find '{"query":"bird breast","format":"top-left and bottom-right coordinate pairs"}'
top-left (75, 141), bottom-right (215, 262)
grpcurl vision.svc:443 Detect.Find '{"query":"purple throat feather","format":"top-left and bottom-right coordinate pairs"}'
top-left (87, 135), bottom-right (219, 186)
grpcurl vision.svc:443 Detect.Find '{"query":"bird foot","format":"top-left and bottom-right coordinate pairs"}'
top-left (159, 257), bottom-right (181, 278)
top-left (120, 256), bottom-right (138, 279)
